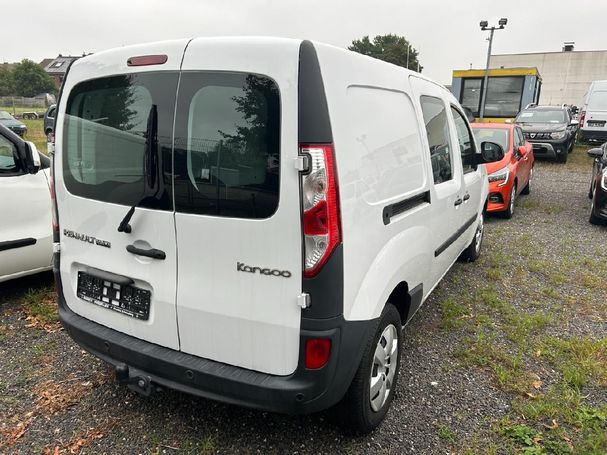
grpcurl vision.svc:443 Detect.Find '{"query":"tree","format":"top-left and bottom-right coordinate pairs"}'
top-left (0, 66), bottom-right (14, 96)
top-left (348, 34), bottom-right (423, 72)
top-left (11, 59), bottom-right (56, 97)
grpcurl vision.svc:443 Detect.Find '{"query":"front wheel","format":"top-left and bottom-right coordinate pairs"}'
top-left (503, 183), bottom-right (517, 219)
top-left (589, 188), bottom-right (603, 225)
top-left (460, 213), bottom-right (484, 262)
top-left (333, 304), bottom-right (402, 434)
top-left (556, 150), bottom-right (568, 163)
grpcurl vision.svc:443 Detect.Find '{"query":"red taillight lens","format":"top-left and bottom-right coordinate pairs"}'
top-left (127, 55), bottom-right (168, 66)
top-left (305, 338), bottom-right (331, 369)
top-left (299, 144), bottom-right (341, 278)
top-left (580, 111), bottom-right (586, 128)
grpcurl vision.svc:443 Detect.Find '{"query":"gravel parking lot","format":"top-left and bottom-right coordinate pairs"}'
top-left (1, 149), bottom-right (605, 454)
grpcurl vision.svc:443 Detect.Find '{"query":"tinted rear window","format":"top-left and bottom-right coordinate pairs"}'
top-left (63, 72), bottom-right (178, 208)
top-left (173, 72), bottom-right (281, 219)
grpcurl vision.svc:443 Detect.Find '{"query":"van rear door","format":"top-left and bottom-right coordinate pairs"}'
top-left (173, 38), bottom-right (303, 375)
top-left (55, 41), bottom-right (188, 350)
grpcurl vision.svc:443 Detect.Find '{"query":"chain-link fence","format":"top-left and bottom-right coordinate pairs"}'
top-left (0, 96), bottom-right (52, 109)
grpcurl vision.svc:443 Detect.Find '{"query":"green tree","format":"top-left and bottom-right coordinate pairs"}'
top-left (348, 34), bottom-right (423, 72)
top-left (0, 65), bottom-right (14, 96)
top-left (11, 59), bottom-right (56, 97)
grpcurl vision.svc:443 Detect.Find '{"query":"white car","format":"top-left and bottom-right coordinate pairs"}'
top-left (52, 37), bottom-right (503, 432)
top-left (0, 124), bottom-right (53, 282)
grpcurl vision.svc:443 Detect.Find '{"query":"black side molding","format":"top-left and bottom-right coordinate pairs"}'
top-left (435, 215), bottom-right (478, 257)
top-left (0, 237), bottom-right (36, 252)
top-left (383, 191), bottom-right (431, 225)
top-left (406, 283), bottom-right (424, 323)
top-left (298, 40), bottom-right (332, 143)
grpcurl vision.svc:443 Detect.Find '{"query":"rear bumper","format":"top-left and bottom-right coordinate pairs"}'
top-left (54, 253), bottom-right (374, 415)
top-left (580, 129), bottom-right (607, 143)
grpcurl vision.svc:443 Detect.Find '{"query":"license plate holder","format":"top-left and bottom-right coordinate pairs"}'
top-left (77, 272), bottom-right (151, 320)
top-left (588, 121), bottom-right (605, 127)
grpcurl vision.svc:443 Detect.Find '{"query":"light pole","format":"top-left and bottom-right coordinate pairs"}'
top-left (479, 18), bottom-right (508, 121)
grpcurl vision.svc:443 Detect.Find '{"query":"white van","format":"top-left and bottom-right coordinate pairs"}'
top-left (52, 37), bottom-right (503, 432)
top-left (580, 80), bottom-right (607, 143)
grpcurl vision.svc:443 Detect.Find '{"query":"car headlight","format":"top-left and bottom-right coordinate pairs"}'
top-left (550, 131), bottom-right (567, 140)
top-left (488, 166), bottom-right (510, 187)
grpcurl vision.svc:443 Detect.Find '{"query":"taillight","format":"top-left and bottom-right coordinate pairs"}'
top-left (299, 144), bottom-right (341, 278)
top-left (305, 338), bottom-right (331, 369)
top-left (580, 111), bottom-right (586, 128)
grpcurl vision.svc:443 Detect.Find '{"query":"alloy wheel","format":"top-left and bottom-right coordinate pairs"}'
top-left (370, 324), bottom-right (399, 412)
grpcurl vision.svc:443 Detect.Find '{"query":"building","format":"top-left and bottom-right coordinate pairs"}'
top-left (489, 43), bottom-right (607, 107)
top-left (40, 55), bottom-right (82, 89)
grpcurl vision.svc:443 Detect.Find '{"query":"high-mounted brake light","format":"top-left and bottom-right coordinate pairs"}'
top-left (299, 144), bottom-right (341, 278)
top-left (127, 55), bottom-right (168, 67)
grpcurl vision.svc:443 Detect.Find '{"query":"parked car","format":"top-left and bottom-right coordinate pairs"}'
top-left (587, 143), bottom-right (607, 224)
top-left (471, 123), bottom-right (534, 218)
top-left (52, 37), bottom-right (504, 433)
top-left (44, 104), bottom-right (56, 139)
top-left (0, 110), bottom-right (27, 137)
top-left (0, 123), bottom-right (52, 282)
top-left (580, 80), bottom-right (607, 144)
top-left (515, 105), bottom-right (578, 163)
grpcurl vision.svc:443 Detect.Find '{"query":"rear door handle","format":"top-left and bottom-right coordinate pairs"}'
top-left (454, 198), bottom-right (463, 207)
top-left (463, 193), bottom-right (471, 201)
top-left (126, 244), bottom-right (166, 260)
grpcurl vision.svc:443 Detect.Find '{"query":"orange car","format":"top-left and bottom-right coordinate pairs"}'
top-left (471, 123), bottom-right (534, 218)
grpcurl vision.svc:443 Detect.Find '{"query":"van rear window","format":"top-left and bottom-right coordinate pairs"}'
top-left (173, 72), bottom-right (280, 219)
top-left (63, 73), bottom-right (178, 208)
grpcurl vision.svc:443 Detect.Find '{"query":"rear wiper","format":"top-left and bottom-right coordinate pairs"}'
top-left (117, 105), bottom-right (158, 234)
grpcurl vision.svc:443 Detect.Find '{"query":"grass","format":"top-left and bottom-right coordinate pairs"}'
top-left (21, 286), bottom-right (58, 328)
top-left (21, 118), bottom-right (48, 154)
top-left (438, 237), bottom-right (607, 453)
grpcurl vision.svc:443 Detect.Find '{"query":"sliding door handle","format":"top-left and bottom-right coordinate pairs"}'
top-left (463, 193), bottom-right (471, 201)
top-left (126, 244), bottom-right (166, 260)
top-left (454, 198), bottom-right (463, 207)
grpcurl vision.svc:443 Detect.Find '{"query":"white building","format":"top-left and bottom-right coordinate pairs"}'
top-left (489, 44), bottom-right (607, 107)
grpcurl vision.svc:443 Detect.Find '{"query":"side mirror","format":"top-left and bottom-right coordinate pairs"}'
top-left (504, 119), bottom-right (514, 124)
top-left (24, 141), bottom-right (41, 174)
top-left (476, 141), bottom-right (505, 164)
top-left (570, 119), bottom-right (579, 126)
top-left (518, 145), bottom-right (528, 157)
top-left (587, 147), bottom-right (603, 158)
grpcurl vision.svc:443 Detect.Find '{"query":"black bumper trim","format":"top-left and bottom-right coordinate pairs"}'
top-left (54, 253), bottom-right (374, 415)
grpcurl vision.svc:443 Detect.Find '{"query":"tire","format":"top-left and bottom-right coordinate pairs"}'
top-left (568, 137), bottom-right (575, 153)
top-left (503, 183), bottom-right (517, 219)
top-left (556, 151), bottom-right (568, 163)
top-left (589, 188), bottom-right (602, 225)
top-left (459, 213), bottom-right (484, 262)
top-left (333, 304), bottom-right (402, 434)
top-left (521, 167), bottom-right (533, 195)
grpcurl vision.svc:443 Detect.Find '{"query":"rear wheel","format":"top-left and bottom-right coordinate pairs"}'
top-left (521, 167), bottom-right (533, 195)
top-left (334, 304), bottom-right (402, 434)
top-left (460, 213), bottom-right (484, 262)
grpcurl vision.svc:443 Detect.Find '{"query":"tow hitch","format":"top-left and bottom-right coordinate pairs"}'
top-left (115, 364), bottom-right (160, 396)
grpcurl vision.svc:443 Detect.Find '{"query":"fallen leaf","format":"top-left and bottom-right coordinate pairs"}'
top-left (543, 419), bottom-right (559, 430)
top-left (532, 379), bottom-right (542, 389)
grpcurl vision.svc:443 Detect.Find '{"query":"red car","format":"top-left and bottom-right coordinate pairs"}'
top-left (471, 123), bottom-right (534, 218)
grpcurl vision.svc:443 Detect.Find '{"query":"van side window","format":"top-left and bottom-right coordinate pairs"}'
top-left (173, 72), bottom-right (280, 219)
top-left (0, 135), bottom-right (18, 174)
top-left (420, 96), bottom-right (452, 184)
top-left (450, 107), bottom-right (476, 173)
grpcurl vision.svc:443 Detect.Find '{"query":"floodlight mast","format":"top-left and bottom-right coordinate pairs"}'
top-left (479, 18), bottom-right (508, 121)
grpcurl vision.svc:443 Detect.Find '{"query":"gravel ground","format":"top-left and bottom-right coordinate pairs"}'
top-left (1, 150), bottom-right (605, 454)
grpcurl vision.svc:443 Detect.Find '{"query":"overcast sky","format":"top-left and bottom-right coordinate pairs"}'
top-left (3, 0), bottom-right (606, 85)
